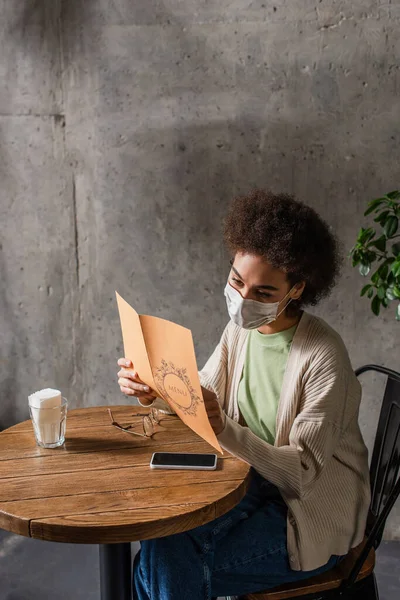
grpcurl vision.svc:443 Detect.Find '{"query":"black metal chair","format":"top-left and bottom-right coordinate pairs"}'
top-left (234, 364), bottom-right (400, 600)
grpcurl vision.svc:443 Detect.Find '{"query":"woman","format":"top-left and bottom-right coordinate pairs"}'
top-left (117, 190), bottom-right (370, 600)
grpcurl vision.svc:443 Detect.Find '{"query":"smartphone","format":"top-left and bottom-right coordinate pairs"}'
top-left (150, 452), bottom-right (218, 470)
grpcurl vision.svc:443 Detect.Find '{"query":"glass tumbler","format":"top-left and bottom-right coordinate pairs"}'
top-left (29, 397), bottom-right (68, 448)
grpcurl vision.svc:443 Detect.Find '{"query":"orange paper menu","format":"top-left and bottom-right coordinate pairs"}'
top-left (115, 292), bottom-right (222, 453)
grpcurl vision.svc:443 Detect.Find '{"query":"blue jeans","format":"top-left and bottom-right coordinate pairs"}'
top-left (133, 470), bottom-right (342, 599)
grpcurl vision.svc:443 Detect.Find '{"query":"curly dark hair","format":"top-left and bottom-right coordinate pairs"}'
top-left (223, 189), bottom-right (343, 316)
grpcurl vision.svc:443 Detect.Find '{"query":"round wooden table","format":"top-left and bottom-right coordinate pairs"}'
top-left (0, 406), bottom-right (250, 599)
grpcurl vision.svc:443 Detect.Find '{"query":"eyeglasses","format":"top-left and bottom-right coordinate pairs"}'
top-left (108, 407), bottom-right (162, 438)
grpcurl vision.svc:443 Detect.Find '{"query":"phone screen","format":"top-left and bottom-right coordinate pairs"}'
top-left (151, 452), bottom-right (216, 467)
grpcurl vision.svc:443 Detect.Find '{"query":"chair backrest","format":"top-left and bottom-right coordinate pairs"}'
top-left (356, 364), bottom-right (400, 543)
top-left (343, 364), bottom-right (400, 588)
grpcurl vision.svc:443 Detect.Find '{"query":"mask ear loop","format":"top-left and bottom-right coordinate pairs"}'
top-left (274, 285), bottom-right (300, 321)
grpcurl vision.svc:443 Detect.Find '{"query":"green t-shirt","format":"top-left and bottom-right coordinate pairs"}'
top-left (237, 323), bottom-right (298, 444)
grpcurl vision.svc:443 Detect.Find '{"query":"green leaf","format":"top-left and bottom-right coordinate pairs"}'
top-left (365, 229), bottom-right (376, 243)
top-left (357, 227), bottom-right (375, 244)
top-left (364, 198), bottom-right (385, 216)
top-left (359, 264), bottom-right (371, 277)
top-left (371, 295), bottom-right (381, 316)
top-left (378, 262), bottom-right (389, 280)
top-left (356, 227), bottom-right (365, 242)
top-left (386, 287), bottom-right (396, 301)
top-left (391, 261), bottom-right (400, 278)
top-left (393, 286), bottom-right (400, 299)
top-left (382, 298), bottom-right (389, 308)
top-left (396, 304), bottom-right (400, 321)
top-left (386, 190), bottom-right (400, 200)
top-left (371, 236), bottom-right (387, 253)
top-left (374, 210), bottom-right (390, 224)
top-left (392, 242), bottom-right (400, 256)
top-left (351, 249), bottom-right (361, 266)
top-left (371, 269), bottom-right (381, 284)
top-left (377, 285), bottom-right (386, 299)
top-left (360, 284), bottom-right (372, 296)
top-left (367, 288), bottom-right (374, 299)
top-left (384, 216), bottom-right (399, 238)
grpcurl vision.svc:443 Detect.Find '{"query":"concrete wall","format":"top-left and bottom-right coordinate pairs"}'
top-left (1, 1), bottom-right (399, 536)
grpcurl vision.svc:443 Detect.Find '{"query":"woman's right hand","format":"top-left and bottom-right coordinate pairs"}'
top-left (117, 358), bottom-right (158, 405)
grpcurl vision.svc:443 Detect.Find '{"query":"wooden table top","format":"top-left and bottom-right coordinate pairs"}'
top-left (0, 406), bottom-right (250, 544)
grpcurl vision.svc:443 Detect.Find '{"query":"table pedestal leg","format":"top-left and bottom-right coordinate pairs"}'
top-left (99, 543), bottom-right (132, 600)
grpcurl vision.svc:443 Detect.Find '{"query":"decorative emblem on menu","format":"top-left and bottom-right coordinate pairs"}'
top-left (153, 360), bottom-right (201, 416)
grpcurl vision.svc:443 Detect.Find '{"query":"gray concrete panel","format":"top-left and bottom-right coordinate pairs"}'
top-left (59, 1), bottom-right (394, 26)
top-left (0, 116), bottom-right (76, 429)
top-left (0, 1), bottom-right (62, 115)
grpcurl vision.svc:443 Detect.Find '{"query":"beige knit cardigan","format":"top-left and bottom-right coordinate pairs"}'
top-left (198, 311), bottom-right (371, 572)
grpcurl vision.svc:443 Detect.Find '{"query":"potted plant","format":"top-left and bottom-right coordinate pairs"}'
top-left (349, 191), bottom-right (400, 320)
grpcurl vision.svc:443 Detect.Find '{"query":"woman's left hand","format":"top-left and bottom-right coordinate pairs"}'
top-left (201, 386), bottom-right (226, 436)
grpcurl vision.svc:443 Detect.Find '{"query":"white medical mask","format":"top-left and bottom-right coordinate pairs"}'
top-left (224, 281), bottom-right (296, 329)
